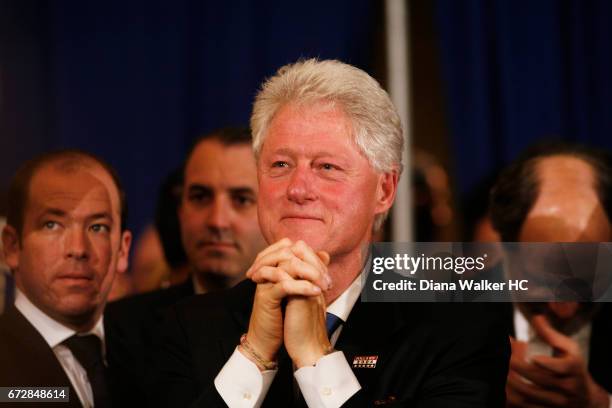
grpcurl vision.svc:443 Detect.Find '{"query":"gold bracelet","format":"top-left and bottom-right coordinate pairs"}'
top-left (239, 334), bottom-right (278, 371)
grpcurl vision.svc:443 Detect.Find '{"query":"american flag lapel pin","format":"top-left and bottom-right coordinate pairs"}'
top-left (352, 355), bottom-right (378, 368)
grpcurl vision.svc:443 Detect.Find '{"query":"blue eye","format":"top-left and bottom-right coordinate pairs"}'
top-left (320, 163), bottom-right (340, 171)
top-left (43, 221), bottom-right (58, 230)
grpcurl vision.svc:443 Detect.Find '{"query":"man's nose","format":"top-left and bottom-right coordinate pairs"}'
top-left (65, 227), bottom-right (89, 260)
top-left (287, 166), bottom-right (316, 204)
top-left (206, 197), bottom-right (231, 229)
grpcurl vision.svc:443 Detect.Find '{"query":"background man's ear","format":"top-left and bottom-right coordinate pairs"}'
top-left (2, 225), bottom-right (20, 272)
top-left (116, 230), bottom-right (132, 274)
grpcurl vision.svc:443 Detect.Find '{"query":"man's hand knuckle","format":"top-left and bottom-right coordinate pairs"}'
top-left (281, 280), bottom-right (291, 292)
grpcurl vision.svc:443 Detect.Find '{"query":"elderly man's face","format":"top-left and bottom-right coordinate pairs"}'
top-left (3, 162), bottom-right (131, 329)
top-left (257, 102), bottom-right (394, 258)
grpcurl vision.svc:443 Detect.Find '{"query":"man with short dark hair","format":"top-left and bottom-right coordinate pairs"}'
top-left (178, 127), bottom-right (267, 293)
top-left (105, 127), bottom-right (266, 406)
top-left (490, 142), bottom-right (612, 408)
top-left (0, 150), bottom-right (132, 408)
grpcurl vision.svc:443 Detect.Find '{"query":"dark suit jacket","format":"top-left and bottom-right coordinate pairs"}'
top-left (152, 279), bottom-right (510, 407)
top-left (0, 306), bottom-right (82, 408)
top-left (105, 280), bottom-right (196, 407)
top-left (1, 272), bottom-right (15, 315)
top-left (589, 303), bottom-right (612, 392)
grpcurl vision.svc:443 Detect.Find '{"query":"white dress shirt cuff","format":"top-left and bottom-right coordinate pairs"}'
top-left (294, 351), bottom-right (361, 408)
top-left (214, 347), bottom-right (277, 408)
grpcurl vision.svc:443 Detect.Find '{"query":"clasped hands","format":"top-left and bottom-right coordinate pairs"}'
top-left (507, 315), bottom-right (609, 408)
top-left (240, 238), bottom-right (334, 370)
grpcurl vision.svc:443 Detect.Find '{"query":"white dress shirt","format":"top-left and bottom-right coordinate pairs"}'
top-left (192, 274), bottom-right (205, 295)
top-left (15, 289), bottom-right (105, 408)
top-left (215, 274), bottom-right (363, 408)
top-left (514, 308), bottom-right (611, 408)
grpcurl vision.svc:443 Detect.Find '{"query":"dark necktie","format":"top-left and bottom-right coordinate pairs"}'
top-left (326, 312), bottom-right (343, 339)
top-left (63, 334), bottom-right (110, 408)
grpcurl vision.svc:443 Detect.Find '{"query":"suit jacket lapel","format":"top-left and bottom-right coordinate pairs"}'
top-left (2, 307), bottom-right (82, 407)
top-left (335, 299), bottom-right (405, 387)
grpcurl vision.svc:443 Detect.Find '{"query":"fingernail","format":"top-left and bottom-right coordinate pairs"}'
top-left (325, 275), bottom-right (333, 289)
top-left (313, 285), bottom-right (322, 294)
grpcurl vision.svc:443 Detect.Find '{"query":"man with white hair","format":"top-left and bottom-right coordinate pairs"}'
top-left (154, 59), bottom-right (509, 407)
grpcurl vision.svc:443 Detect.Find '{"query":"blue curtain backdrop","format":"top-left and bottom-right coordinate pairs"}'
top-left (436, 0), bottom-right (612, 196)
top-left (0, 0), bottom-right (375, 238)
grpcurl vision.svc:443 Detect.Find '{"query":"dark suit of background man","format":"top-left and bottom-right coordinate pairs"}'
top-left (1, 216), bottom-right (15, 313)
top-left (153, 58), bottom-right (509, 407)
top-left (489, 143), bottom-right (612, 408)
top-left (105, 127), bottom-right (267, 405)
top-left (0, 150), bottom-right (132, 407)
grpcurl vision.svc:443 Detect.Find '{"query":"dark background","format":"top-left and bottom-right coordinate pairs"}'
top-left (2, 0), bottom-right (611, 243)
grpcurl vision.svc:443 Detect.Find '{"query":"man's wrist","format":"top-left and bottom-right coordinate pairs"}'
top-left (239, 334), bottom-right (278, 371)
top-left (293, 343), bottom-right (335, 368)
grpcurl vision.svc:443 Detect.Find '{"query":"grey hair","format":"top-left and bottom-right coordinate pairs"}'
top-left (250, 58), bottom-right (404, 231)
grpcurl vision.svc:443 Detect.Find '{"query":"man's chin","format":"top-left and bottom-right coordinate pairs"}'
top-left (194, 261), bottom-right (242, 279)
top-left (197, 245), bottom-right (238, 258)
top-left (52, 299), bottom-right (99, 325)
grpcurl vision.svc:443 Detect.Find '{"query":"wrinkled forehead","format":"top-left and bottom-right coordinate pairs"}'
top-left (260, 102), bottom-right (363, 158)
top-left (26, 160), bottom-right (122, 222)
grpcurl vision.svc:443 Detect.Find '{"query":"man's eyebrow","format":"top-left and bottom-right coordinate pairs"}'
top-left (229, 187), bottom-right (256, 195)
top-left (271, 147), bottom-right (345, 159)
top-left (271, 147), bottom-right (295, 156)
top-left (187, 184), bottom-right (211, 192)
top-left (88, 212), bottom-right (113, 221)
top-left (40, 209), bottom-right (114, 222)
top-left (39, 208), bottom-right (67, 218)
top-left (188, 185), bottom-right (255, 194)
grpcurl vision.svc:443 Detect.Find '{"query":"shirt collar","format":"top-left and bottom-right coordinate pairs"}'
top-left (326, 271), bottom-right (363, 323)
top-left (192, 274), bottom-right (206, 295)
top-left (14, 288), bottom-right (105, 350)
